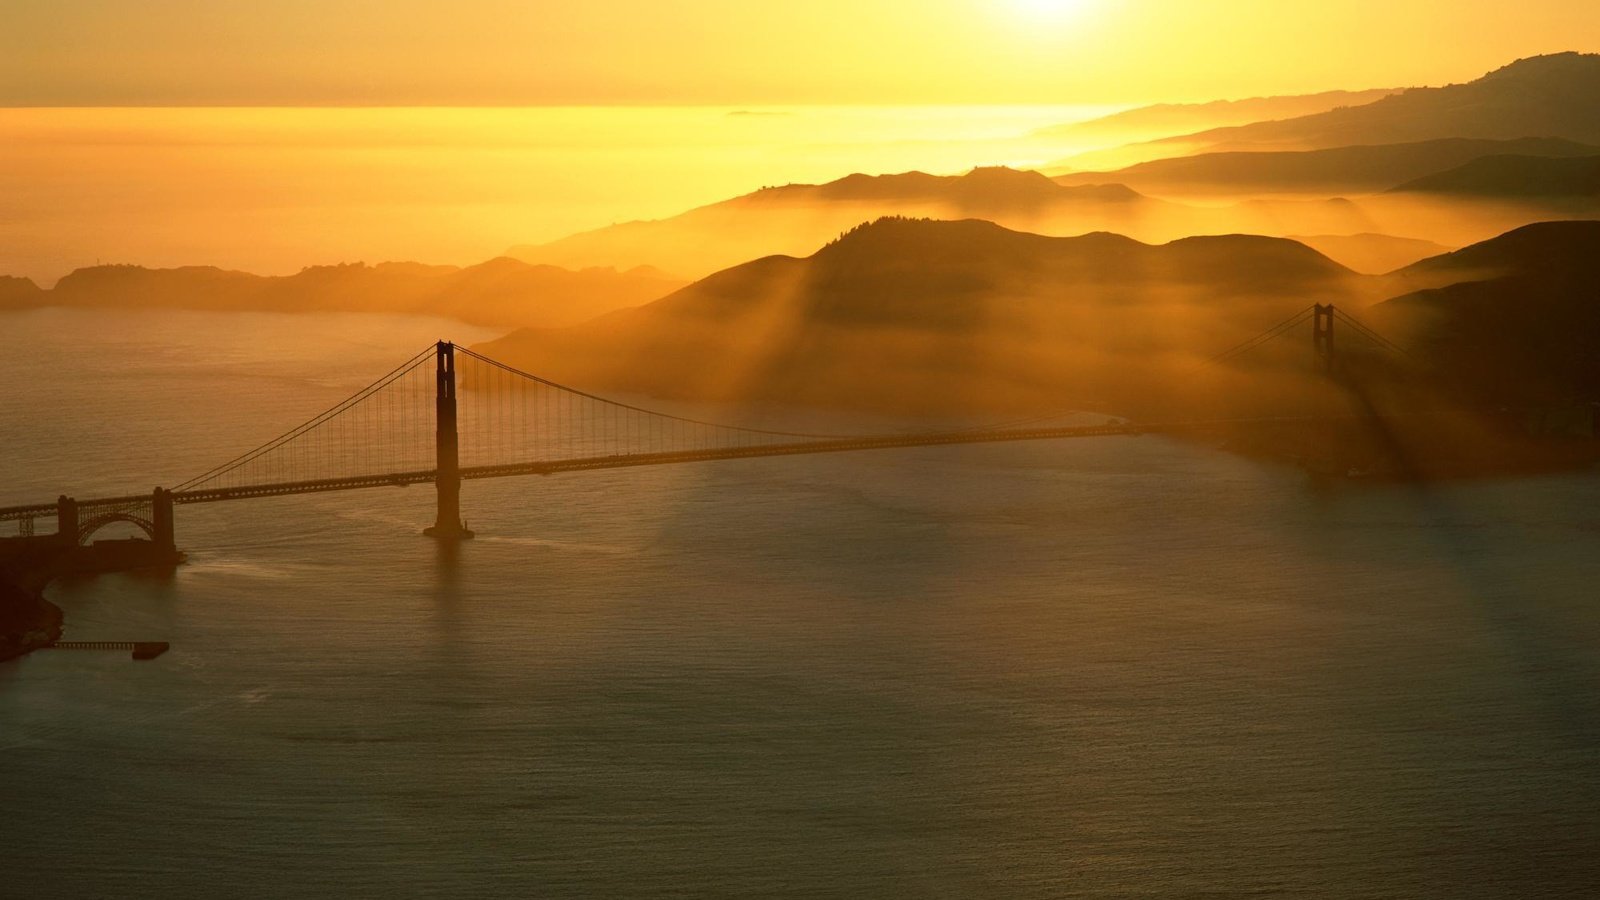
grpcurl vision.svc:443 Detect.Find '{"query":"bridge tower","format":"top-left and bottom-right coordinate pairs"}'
top-left (151, 488), bottom-right (176, 554)
top-left (423, 341), bottom-right (475, 540)
top-left (56, 495), bottom-right (78, 548)
top-left (1313, 304), bottom-right (1337, 375)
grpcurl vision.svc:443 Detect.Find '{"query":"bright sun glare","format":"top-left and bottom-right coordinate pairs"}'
top-left (1010, 0), bottom-right (1094, 22)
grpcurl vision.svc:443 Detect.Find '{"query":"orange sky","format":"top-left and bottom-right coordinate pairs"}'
top-left (4, 0), bottom-right (1598, 106)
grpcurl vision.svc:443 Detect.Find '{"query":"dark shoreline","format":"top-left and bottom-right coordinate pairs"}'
top-left (0, 594), bottom-right (64, 662)
top-left (0, 540), bottom-right (69, 662)
top-left (1196, 414), bottom-right (1600, 483)
top-left (0, 539), bottom-right (183, 662)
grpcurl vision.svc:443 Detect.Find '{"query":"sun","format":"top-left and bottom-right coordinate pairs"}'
top-left (1009, 0), bottom-right (1095, 22)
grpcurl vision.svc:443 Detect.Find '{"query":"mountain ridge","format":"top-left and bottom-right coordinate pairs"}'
top-left (481, 216), bottom-right (1366, 415)
top-left (505, 167), bottom-right (1167, 279)
top-left (1388, 154), bottom-right (1600, 198)
top-left (1146, 53), bottom-right (1600, 153)
top-left (1054, 137), bottom-right (1600, 196)
top-left (1038, 88), bottom-right (1400, 141)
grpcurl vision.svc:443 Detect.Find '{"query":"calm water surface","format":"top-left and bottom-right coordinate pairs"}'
top-left (3, 309), bottom-right (1599, 898)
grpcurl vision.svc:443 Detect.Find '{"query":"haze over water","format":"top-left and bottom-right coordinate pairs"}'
top-left (3, 309), bottom-right (1598, 897)
top-left (0, 106), bottom-right (1114, 284)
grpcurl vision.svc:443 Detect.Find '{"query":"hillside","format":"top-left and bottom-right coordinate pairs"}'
top-left (506, 167), bottom-right (1171, 279)
top-left (1149, 53), bottom-right (1600, 153)
top-left (483, 218), bottom-right (1600, 422)
top-left (483, 217), bottom-right (1365, 415)
top-left (1375, 221), bottom-right (1600, 402)
top-left (1391, 220), bottom-right (1600, 282)
top-left (1389, 154), bottom-right (1600, 199)
top-left (1054, 138), bottom-right (1600, 197)
top-left (30, 259), bottom-right (684, 328)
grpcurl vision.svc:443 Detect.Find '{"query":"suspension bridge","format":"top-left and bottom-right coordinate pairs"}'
top-left (0, 303), bottom-right (1398, 553)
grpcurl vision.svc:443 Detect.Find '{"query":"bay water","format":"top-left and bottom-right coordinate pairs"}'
top-left (3, 309), bottom-right (1598, 897)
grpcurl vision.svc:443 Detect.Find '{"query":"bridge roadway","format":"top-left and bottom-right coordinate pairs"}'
top-left (0, 421), bottom-right (1153, 522)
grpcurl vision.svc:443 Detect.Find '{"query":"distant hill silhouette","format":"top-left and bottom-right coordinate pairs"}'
top-left (508, 147), bottom-right (1596, 282)
top-left (483, 217), bottom-right (1365, 414)
top-left (1044, 89), bottom-right (1402, 170)
top-left (1054, 138), bottom-right (1600, 197)
top-left (1388, 154), bottom-right (1600, 199)
top-left (1375, 221), bottom-right (1600, 401)
top-left (26, 259), bottom-right (683, 328)
top-left (0, 275), bottom-right (44, 309)
top-left (1039, 89), bottom-right (1400, 143)
top-left (506, 167), bottom-right (1169, 279)
top-left (1148, 53), bottom-right (1600, 153)
top-left (766, 167), bottom-right (1142, 206)
top-left (1222, 196), bottom-right (1384, 240)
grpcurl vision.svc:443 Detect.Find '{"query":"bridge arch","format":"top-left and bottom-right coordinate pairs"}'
top-left (78, 512), bottom-right (156, 546)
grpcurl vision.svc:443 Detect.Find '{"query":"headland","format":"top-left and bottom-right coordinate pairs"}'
top-left (0, 537), bottom-right (183, 662)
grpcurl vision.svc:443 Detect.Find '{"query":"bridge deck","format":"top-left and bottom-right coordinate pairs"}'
top-left (459, 422), bottom-right (1147, 480)
top-left (0, 494), bottom-right (150, 521)
top-left (3, 412), bottom-right (1455, 527)
top-left (16, 417), bottom-right (1398, 521)
top-left (1, 422), bottom-right (1148, 520)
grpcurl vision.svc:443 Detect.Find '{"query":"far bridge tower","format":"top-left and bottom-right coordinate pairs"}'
top-left (1313, 304), bottom-right (1337, 375)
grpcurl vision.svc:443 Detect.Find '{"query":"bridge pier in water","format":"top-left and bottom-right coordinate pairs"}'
top-left (423, 341), bottom-right (475, 540)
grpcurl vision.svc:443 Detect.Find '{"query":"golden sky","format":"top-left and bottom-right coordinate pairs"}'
top-left (4, 0), bottom-right (1598, 106)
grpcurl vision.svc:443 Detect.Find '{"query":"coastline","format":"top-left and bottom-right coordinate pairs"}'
top-left (0, 589), bottom-right (64, 663)
top-left (0, 541), bottom-right (68, 662)
top-left (0, 539), bottom-right (183, 662)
